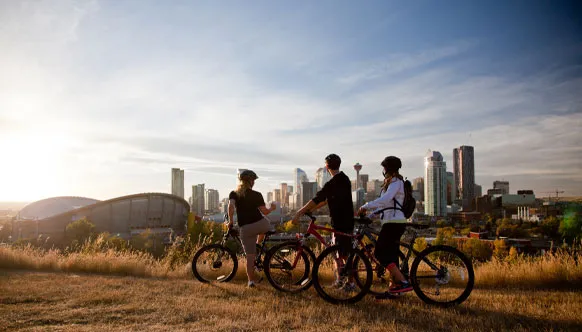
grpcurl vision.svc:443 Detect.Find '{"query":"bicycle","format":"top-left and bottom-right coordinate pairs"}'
top-left (314, 215), bottom-right (475, 307)
top-left (264, 213), bottom-right (372, 303)
top-left (191, 215), bottom-right (276, 283)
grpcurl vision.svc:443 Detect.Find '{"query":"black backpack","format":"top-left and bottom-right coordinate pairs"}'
top-left (376, 178), bottom-right (416, 219)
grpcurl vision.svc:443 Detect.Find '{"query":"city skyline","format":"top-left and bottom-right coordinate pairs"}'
top-left (1, 1), bottom-right (581, 202)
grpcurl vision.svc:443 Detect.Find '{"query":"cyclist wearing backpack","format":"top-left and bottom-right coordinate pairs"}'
top-left (357, 156), bottom-right (413, 297)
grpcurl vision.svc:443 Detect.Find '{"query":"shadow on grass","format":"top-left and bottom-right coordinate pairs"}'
top-left (340, 294), bottom-right (582, 332)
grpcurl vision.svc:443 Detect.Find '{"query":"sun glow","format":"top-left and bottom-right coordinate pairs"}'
top-left (0, 129), bottom-right (71, 202)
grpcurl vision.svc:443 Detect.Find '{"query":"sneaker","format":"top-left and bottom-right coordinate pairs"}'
top-left (389, 281), bottom-right (413, 294)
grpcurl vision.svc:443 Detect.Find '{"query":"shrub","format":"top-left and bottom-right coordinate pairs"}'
top-left (462, 238), bottom-right (493, 262)
top-left (493, 239), bottom-right (508, 259)
top-left (66, 218), bottom-right (96, 244)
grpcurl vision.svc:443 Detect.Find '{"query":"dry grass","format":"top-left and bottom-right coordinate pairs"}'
top-left (1, 246), bottom-right (582, 331)
top-left (0, 245), bottom-right (188, 279)
top-left (1, 270), bottom-right (581, 331)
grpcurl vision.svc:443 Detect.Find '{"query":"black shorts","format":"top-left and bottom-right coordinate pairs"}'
top-left (332, 229), bottom-right (353, 256)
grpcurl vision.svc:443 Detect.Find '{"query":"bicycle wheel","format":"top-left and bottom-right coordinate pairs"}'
top-left (354, 250), bottom-right (407, 296)
top-left (409, 245), bottom-right (474, 307)
top-left (191, 244), bottom-right (238, 283)
top-left (312, 245), bottom-right (372, 304)
top-left (264, 241), bottom-right (315, 293)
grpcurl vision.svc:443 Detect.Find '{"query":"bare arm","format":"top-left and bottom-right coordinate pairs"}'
top-left (258, 202), bottom-right (277, 215)
top-left (292, 199), bottom-right (326, 224)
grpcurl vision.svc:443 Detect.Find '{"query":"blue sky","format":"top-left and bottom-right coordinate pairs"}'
top-left (0, 0), bottom-right (581, 202)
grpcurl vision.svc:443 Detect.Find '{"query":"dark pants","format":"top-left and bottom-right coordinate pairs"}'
top-left (374, 223), bottom-right (406, 267)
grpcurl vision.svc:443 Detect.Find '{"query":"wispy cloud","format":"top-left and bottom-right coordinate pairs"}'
top-left (0, 1), bottom-right (580, 201)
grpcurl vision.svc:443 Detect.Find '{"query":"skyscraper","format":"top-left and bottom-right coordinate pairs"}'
top-left (453, 145), bottom-right (475, 210)
top-left (280, 183), bottom-right (288, 207)
top-left (446, 172), bottom-right (456, 206)
top-left (424, 150), bottom-right (447, 217)
top-left (302, 182), bottom-right (318, 206)
top-left (493, 181), bottom-right (510, 195)
top-left (204, 189), bottom-right (220, 213)
top-left (359, 174), bottom-right (369, 193)
top-left (315, 167), bottom-right (331, 190)
top-left (191, 184), bottom-right (205, 215)
top-left (273, 189), bottom-right (282, 203)
top-left (294, 168), bottom-right (309, 208)
top-left (171, 168), bottom-right (184, 198)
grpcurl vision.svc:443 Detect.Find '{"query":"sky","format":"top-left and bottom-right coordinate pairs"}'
top-left (0, 0), bottom-right (581, 203)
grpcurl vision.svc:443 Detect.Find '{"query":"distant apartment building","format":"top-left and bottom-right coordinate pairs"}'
top-left (425, 150), bottom-right (447, 217)
top-left (204, 189), bottom-right (220, 213)
top-left (453, 145), bottom-right (475, 210)
top-left (493, 181), bottom-right (510, 195)
top-left (171, 168), bottom-right (185, 198)
top-left (353, 188), bottom-right (366, 211)
top-left (267, 192), bottom-right (273, 203)
top-left (191, 184), bottom-right (205, 215)
top-left (412, 177), bottom-right (424, 201)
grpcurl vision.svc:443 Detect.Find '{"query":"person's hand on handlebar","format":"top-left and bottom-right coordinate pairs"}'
top-left (356, 206), bottom-right (367, 216)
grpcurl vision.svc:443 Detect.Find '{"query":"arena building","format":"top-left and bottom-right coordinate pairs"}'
top-left (13, 193), bottom-right (190, 243)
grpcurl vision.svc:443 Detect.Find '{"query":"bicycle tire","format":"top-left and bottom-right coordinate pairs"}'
top-left (312, 245), bottom-right (372, 304)
top-left (191, 244), bottom-right (238, 283)
top-left (409, 245), bottom-right (474, 307)
top-left (264, 241), bottom-right (315, 293)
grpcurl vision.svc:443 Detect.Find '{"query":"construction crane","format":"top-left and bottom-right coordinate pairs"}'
top-left (540, 190), bottom-right (565, 202)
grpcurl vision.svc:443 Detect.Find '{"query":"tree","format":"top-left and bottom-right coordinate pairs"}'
top-left (434, 227), bottom-right (456, 247)
top-left (66, 218), bottom-right (95, 244)
top-left (539, 216), bottom-right (560, 238)
top-left (462, 238), bottom-right (493, 262)
top-left (559, 209), bottom-right (582, 244)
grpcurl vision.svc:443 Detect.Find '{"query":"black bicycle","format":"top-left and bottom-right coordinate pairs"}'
top-left (191, 216), bottom-right (312, 285)
top-left (347, 217), bottom-right (475, 307)
top-left (191, 216), bottom-right (275, 283)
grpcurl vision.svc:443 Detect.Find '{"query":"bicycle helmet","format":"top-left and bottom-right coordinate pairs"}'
top-left (324, 153), bottom-right (341, 170)
top-left (381, 156), bottom-right (402, 171)
top-left (239, 169), bottom-right (258, 180)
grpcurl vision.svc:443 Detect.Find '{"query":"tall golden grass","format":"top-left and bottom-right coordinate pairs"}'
top-left (1, 238), bottom-right (581, 289)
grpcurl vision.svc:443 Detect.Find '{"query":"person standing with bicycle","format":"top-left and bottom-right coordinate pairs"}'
top-left (357, 156), bottom-right (413, 298)
top-left (292, 154), bottom-right (355, 289)
top-left (227, 170), bottom-right (276, 288)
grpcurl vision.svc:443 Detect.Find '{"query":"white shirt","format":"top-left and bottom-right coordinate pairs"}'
top-left (362, 178), bottom-right (406, 223)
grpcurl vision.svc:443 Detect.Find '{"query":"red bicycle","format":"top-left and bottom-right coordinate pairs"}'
top-left (263, 213), bottom-right (373, 304)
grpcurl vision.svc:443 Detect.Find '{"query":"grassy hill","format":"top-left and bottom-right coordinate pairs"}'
top-left (1, 243), bottom-right (581, 331)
